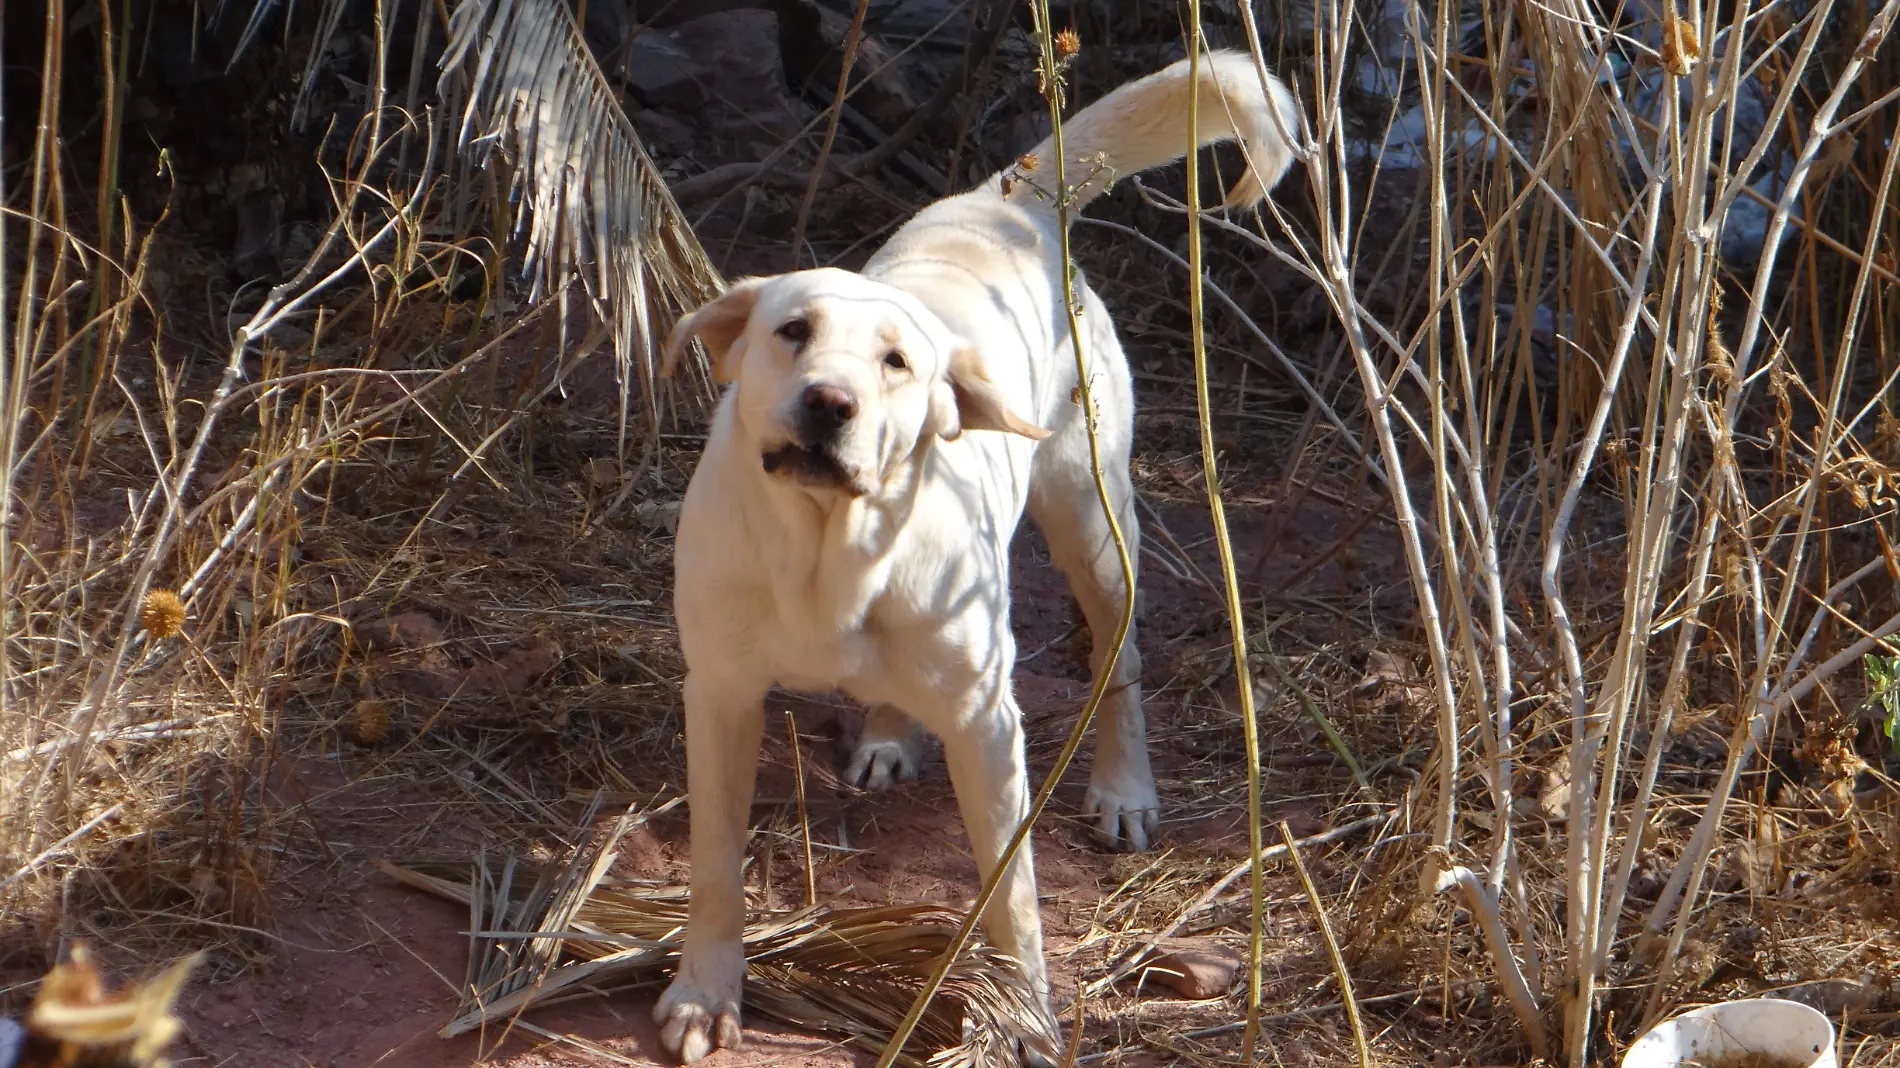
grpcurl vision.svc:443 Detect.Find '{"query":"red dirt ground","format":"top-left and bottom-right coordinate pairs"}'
top-left (163, 494), bottom-right (1391, 1068)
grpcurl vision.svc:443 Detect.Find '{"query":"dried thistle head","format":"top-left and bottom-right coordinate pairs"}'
top-left (1016, 152), bottom-right (1040, 173)
top-left (1705, 334), bottom-right (1734, 385)
top-left (1054, 28), bottom-right (1080, 60)
top-left (1768, 361), bottom-right (1792, 405)
top-left (1600, 435), bottom-right (1630, 476)
top-left (1874, 407), bottom-right (1900, 455)
top-left (1720, 545), bottom-right (1745, 598)
top-left (1660, 15), bottom-right (1699, 76)
top-left (349, 699), bottom-right (391, 746)
top-left (139, 590), bottom-right (186, 640)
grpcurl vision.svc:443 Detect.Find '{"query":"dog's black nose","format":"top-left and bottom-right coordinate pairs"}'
top-left (799, 383), bottom-right (858, 434)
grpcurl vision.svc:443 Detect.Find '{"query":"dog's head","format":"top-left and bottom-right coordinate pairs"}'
top-left (662, 269), bottom-right (1048, 496)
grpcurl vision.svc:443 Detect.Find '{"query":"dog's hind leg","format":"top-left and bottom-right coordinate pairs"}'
top-left (1027, 295), bottom-right (1159, 852)
top-left (844, 703), bottom-right (925, 790)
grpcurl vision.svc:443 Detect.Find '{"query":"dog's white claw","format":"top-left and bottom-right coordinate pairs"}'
top-left (844, 738), bottom-right (919, 791)
top-left (1082, 776), bottom-right (1160, 852)
top-left (655, 972), bottom-right (743, 1064)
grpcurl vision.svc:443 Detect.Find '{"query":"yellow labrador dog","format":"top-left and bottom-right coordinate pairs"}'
top-left (655, 49), bottom-right (1298, 1063)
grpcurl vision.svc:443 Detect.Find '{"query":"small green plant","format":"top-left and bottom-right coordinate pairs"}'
top-left (1866, 653), bottom-right (1900, 754)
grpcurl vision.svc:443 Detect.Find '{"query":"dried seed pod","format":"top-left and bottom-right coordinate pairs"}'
top-left (350, 699), bottom-right (391, 746)
top-left (138, 590), bottom-right (186, 640)
top-left (1054, 29), bottom-right (1080, 59)
top-left (1660, 15), bottom-right (1699, 75)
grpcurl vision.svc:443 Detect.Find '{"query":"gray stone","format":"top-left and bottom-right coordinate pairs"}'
top-left (623, 10), bottom-right (813, 146)
top-left (625, 11), bottom-right (782, 113)
top-left (1779, 978), bottom-right (1883, 1016)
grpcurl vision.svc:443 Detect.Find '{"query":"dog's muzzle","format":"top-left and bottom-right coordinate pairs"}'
top-left (761, 443), bottom-right (859, 490)
top-left (795, 383), bottom-right (857, 443)
top-left (761, 383), bottom-right (863, 492)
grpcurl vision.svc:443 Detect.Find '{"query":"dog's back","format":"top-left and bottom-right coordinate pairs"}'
top-left (864, 48), bottom-right (1301, 457)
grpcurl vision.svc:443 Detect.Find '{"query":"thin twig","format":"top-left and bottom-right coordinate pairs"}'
top-left (791, 0), bottom-right (870, 269)
top-left (1180, 17), bottom-right (1269, 1059)
top-left (785, 710), bottom-right (817, 909)
top-left (1281, 820), bottom-right (1371, 1068)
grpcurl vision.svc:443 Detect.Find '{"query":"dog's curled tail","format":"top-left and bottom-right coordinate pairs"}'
top-left (999, 49), bottom-right (1300, 216)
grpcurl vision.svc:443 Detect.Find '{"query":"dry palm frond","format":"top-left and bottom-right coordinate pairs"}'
top-left (384, 808), bottom-right (1057, 1066)
top-left (9, 943), bottom-right (200, 1068)
top-left (218, 0), bottom-right (725, 439)
top-left (439, 0), bottom-right (726, 429)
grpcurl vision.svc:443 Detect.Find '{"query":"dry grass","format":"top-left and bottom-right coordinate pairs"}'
top-left (380, 800), bottom-right (1060, 1067)
top-left (0, 0), bottom-right (710, 973)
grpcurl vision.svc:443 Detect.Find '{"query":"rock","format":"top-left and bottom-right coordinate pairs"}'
top-left (358, 611), bottom-right (447, 653)
top-left (233, 187), bottom-right (286, 276)
top-left (464, 634), bottom-right (564, 694)
top-left (1779, 978), bottom-right (1882, 1016)
top-left (1537, 767), bottom-right (1571, 822)
top-left (867, 0), bottom-right (969, 43)
top-left (793, 3), bottom-right (921, 130)
top-left (635, 498), bottom-right (682, 534)
top-left (622, 25), bottom-right (712, 111)
top-left (581, 0), bottom-right (638, 57)
top-left (0, 1018), bottom-right (25, 1064)
top-left (383, 633), bottom-right (562, 700)
top-left (1133, 939), bottom-right (1244, 1000)
top-left (623, 10), bottom-right (811, 146)
top-left (628, 106), bottom-right (699, 156)
top-left (1004, 110), bottom-right (1053, 159)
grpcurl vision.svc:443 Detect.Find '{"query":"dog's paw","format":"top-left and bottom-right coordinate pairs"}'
top-left (1082, 772), bottom-right (1160, 852)
top-left (654, 958), bottom-right (744, 1064)
top-left (844, 737), bottom-right (920, 791)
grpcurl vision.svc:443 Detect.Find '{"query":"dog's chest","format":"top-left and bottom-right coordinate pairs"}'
top-left (761, 608), bottom-right (882, 692)
top-left (756, 562), bottom-right (970, 702)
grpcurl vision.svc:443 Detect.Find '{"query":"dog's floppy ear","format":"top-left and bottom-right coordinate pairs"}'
top-left (661, 277), bottom-right (771, 383)
top-left (930, 344), bottom-right (1049, 441)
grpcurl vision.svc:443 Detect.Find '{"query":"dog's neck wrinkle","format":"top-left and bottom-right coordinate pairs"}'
top-left (737, 446), bottom-right (926, 637)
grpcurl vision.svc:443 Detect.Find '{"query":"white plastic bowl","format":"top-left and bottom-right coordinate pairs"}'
top-left (1623, 998), bottom-right (1838, 1068)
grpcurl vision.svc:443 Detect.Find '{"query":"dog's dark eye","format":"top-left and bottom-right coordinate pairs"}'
top-left (883, 350), bottom-right (908, 371)
top-left (776, 318), bottom-right (810, 345)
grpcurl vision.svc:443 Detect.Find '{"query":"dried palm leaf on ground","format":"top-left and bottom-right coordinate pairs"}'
top-left (383, 809), bottom-right (1058, 1066)
top-left (0, 943), bottom-right (200, 1068)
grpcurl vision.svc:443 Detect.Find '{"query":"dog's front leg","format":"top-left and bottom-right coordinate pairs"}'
top-left (656, 669), bottom-right (766, 1064)
top-left (939, 681), bottom-right (1047, 1000)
